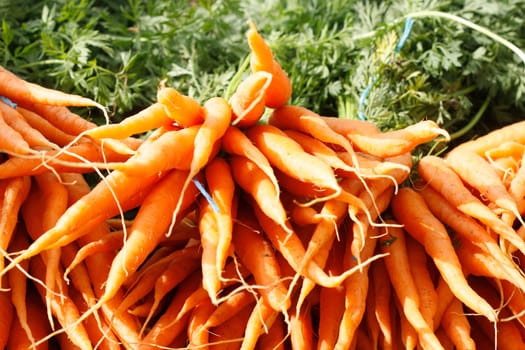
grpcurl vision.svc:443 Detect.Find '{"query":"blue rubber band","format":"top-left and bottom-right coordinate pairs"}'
top-left (0, 96), bottom-right (17, 108)
top-left (357, 17), bottom-right (414, 120)
top-left (192, 178), bottom-right (220, 213)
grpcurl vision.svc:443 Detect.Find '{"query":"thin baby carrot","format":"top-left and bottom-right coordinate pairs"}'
top-left (16, 106), bottom-right (76, 147)
top-left (246, 20), bottom-right (292, 109)
top-left (319, 115), bottom-right (380, 136)
top-left (208, 300), bottom-right (253, 350)
top-left (187, 298), bottom-right (216, 350)
top-left (289, 299), bottom-right (315, 350)
top-left (229, 70), bottom-right (272, 127)
top-left (440, 297), bottom-right (475, 350)
top-left (371, 259), bottom-right (394, 350)
top-left (391, 187), bottom-right (498, 323)
top-left (378, 222), bottom-right (444, 350)
top-left (0, 110), bottom-right (35, 155)
top-left (0, 176), bottom-right (31, 277)
top-left (240, 296), bottom-right (279, 350)
top-left (256, 313), bottom-right (287, 350)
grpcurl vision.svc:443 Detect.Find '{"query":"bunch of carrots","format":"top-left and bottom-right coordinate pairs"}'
top-left (0, 19), bottom-right (522, 350)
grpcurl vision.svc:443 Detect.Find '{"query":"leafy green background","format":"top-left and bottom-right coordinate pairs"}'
top-left (1, 0), bottom-right (525, 147)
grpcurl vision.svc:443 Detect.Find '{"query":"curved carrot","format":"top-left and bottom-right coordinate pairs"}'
top-left (391, 187), bottom-right (498, 323)
top-left (319, 115), bottom-right (380, 136)
top-left (441, 297), bottom-right (475, 350)
top-left (156, 85), bottom-right (203, 128)
top-left (0, 110), bottom-right (34, 155)
top-left (16, 106), bottom-right (76, 147)
top-left (229, 70), bottom-right (272, 128)
top-left (246, 20), bottom-right (292, 109)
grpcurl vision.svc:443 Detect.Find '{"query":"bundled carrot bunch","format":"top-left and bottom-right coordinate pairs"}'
top-left (4, 19), bottom-right (516, 350)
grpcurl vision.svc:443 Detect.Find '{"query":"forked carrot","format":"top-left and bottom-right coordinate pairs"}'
top-left (229, 70), bottom-right (272, 127)
top-left (391, 187), bottom-right (498, 323)
top-left (378, 222), bottom-right (443, 350)
top-left (246, 20), bottom-right (292, 109)
top-left (347, 120), bottom-right (450, 158)
top-left (156, 85), bottom-right (203, 127)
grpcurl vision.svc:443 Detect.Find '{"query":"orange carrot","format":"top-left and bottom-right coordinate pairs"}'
top-left (230, 154), bottom-right (290, 234)
top-left (319, 115), bottom-right (380, 136)
top-left (229, 71), bottom-right (272, 127)
top-left (232, 206), bottom-right (291, 312)
top-left (0, 176), bottom-right (31, 276)
top-left (0, 284), bottom-right (13, 349)
top-left (446, 148), bottom-right (521, 219)
top-left (418, 155), bottom-right (525, 256)
top-left (391, 187), bottom-right (498, 322)
top-left (240, 296), bottom-right (279, 350)
top-left (246, 123), bottom-right (341, 199)
top-left (371, 259), bottom-right (394, 350)
top-left (269, 105), bottom-right (359, 165)
top-left (289, 299), bottom-right (315, 350)
top-left (0, 109), bottom-right (35, 155)
top-left (378, 222), bottom-right (443, 350)
top-left (246, 20), bottom-right (292, 108)
top-left (187, 298), bottom-right (216, 350)
top-left (347, 120), bottom-right (450, 158)
top-left (173, 96), bottom-right (232, 223)
top-left (156, 85), bottom-right (203, 127)
top-left (222, 125), bottom-right (280, 194)
top-left (256, 313), bottom-right (287, 350)
top-left (16, 106), bottom-right (76, 147)
top-left (0, 65), bottom-right (106, 111)
top-left (85, 102), bottom-right (173, 139)
top-left (0, 100), bottom-right (58, 150)
top-left (440, 297), bottom-right (475, 350)
top-left (208, 300), bottom-right (253, 350)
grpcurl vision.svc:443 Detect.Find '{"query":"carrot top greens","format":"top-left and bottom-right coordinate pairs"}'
top-left (1, 0), bottom-right (525, 147)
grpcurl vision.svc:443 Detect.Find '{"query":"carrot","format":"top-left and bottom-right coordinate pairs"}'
top-left (371, 259), bottom-right (394, 350)
top-left (232, 206), bottom-right (291, 312)
top-left (0, 166), bottom-right (165, 280)
top-left (222, 125), bottom-right (280, 194)
top-left (0, 109), bottom-right (36, 155)
top-left (0, 284), bottom-right (13, 349)
top-left (230, 154), bottom-right (291, 234)
top-left (418, 155), bottom-right (525, 256)
top-left (203, 157), bottom-right (236, 292)
top-left (289, 299), bottom-right (315, 350)
top-left (204, 289), bottom-right (256, 330)
top-left (139, 272), bottom-right (202, 350)
top-left (246, 20), bottom-right (292, 108)
top-left (7, 291), bottom-right (51, 350)
top-left (378, 222), bottom-right (444, 350)
top-left (440, 296), bottom-right (475, 350)
top-left (406, 236), bottom-right (439, 331)
top-left (391, 187), bottom-right (498, 323)
top-left (397, 300), bottom-right (418, 350)
top-left (156, 85), bottom-right (203, 127)
top-left (269, 105), bottom-right (360, 166)
top-left (256, 313), bottom-right (287, 350)
top-left (347, 120), bottom-right (450, 158)
top-left (319, 115), bottom-right (380, 136)
top-left (0, 65), bottom-right (106, 111)
top-left (84, 102), bottom-right (173, 139)
top-left (252, 201), bottom-right (382, 290)
top-left (0, 100), bottom-right (59, 150)
top-left (246, 123), bottom-right (341, 200)
top-left (334, 225), bottom-right (380, 350)
top-left (229, 70), bottom-right (272, 127)
top-left (446, 148), bottom-right (522, 218)
top-left (417, 184), bottom-right (525, 292)
top-left (0, 176), bottom-right (31, 277)
top-left (187, 298), bottom-right (216, 350)
top-left (16, 105), bottom-right (76, 147)
top-left (208, 300), bottom-right (254, 350)
top-left (317, 238), bottom-right (346, 350)
top-left (240, 296), bottom-right (279, 350)
top-left (273, 167), bottom-right (335, 200)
